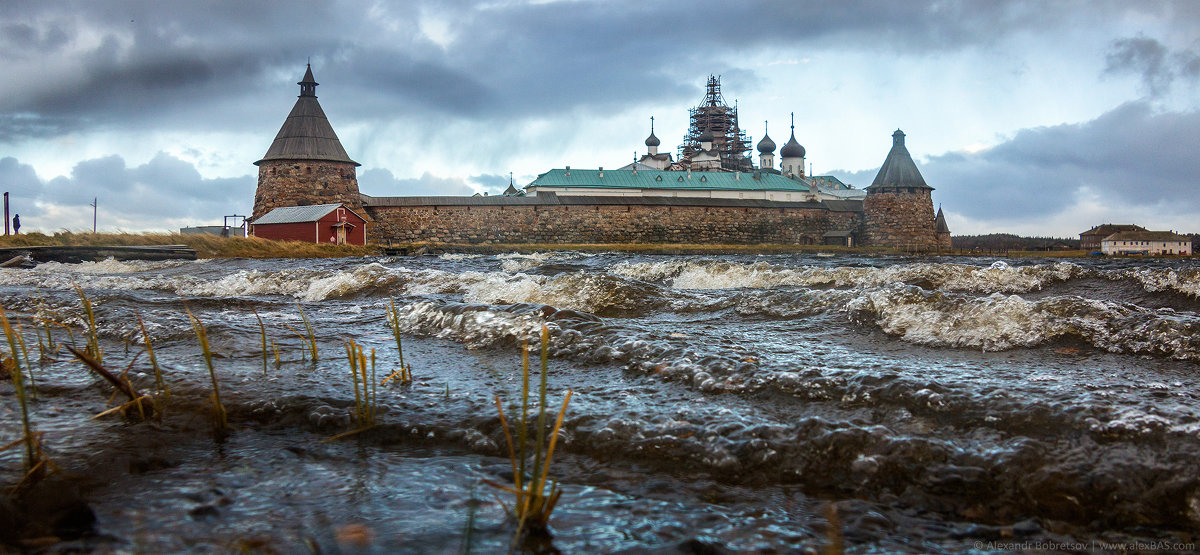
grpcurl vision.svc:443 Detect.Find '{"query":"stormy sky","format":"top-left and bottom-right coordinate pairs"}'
top-left (2, 0), bottom-right (1198, 237)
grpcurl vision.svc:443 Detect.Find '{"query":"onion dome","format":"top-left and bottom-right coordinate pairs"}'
top-left (645, 132), bottom-right (660, 147)
top-left (698, 129), bottom-right (715, 144)
top-left (780, 131), bottom-right (805, 158)
top-left (757, 122), bottom-right (775, 153)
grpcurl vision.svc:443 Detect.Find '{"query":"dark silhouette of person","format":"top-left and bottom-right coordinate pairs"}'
top-left (11, 214), bottom-right (18, 235)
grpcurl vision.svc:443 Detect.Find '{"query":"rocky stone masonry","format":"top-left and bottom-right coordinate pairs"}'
top-left (253, 161), bottom-right (361, 221)
top-left (863, 190), bottom-right (939, 250)
top-left (365, 203), bottom-right (862, 245)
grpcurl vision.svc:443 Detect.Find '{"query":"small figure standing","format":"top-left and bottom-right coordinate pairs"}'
top-left (12, 214), bottom-right (19, 235)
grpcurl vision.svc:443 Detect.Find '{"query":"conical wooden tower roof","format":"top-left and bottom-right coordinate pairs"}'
top-left (867, 129), bottom-right (930, 191)
top-left (255, 65), bottom-right (359, 166)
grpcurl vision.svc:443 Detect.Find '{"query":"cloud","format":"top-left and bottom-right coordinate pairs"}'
top-left (7, 153), bottom-right (252, 231)
top-left (916, 102), bottom-right (1200, 232)
top-left (8, 0), bottom-right (1190, 143)
top-left (1104, 35), bottom-right (1200, 96)
top-left (358, 168), bottom-right (478, 196)
top-left (0, 157), bottom-right (45, 218)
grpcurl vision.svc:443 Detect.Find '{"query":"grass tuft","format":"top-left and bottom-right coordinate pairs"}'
top-left (254, 309), bottom-right (269, 376)
top-left (488, 325), bottom-right (573, 544)
top-left (382, 298), bottom-right (413, 385)
top-left (188, 309), bottom-right (228, 438)
top-left (136, 314), bottom-right (169, 418)
top-left (0, 231), bottom-right (378, 258)
top-left (297, 302), bottom-right (318, 363)
top-left (0, 305), bottom-right (45, 486)
top-left (327, 340), bottom-right (378, 441)
top-left (73, 284), bottom-right (102, 364)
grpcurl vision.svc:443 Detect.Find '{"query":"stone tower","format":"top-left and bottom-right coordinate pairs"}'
top-left (253, 65), bottom-right (361, 222)
top-left (863, 129), bottom-right (940, 250)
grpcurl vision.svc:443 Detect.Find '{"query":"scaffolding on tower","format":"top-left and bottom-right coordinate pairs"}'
top-left (678, 75), bottom-right (753, 171)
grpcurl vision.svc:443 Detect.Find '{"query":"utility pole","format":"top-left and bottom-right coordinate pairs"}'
top-left (90, 197), bottom-right (97, 233)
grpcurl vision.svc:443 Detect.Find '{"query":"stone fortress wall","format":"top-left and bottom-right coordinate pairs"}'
top-left (361, 197), bottom-right (862, 245)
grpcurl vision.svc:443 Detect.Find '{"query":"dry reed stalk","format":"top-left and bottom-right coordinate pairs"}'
top-left (343, 339), bottom-right (377, 428)
top-left (253, 309), bottom-right (268, 375)
top-left (382, 298), bottom-right (413, 385)
top-left (487, 325), bottom-right (573, 543)
top-left (136, 314), bottom-right (168, 404)
top-left (0, 305), bottom-right (42, 479)
top-left (296, 302), bottom-right (318, 363)
top-left (73, 284), bottom-right (102, 364)
top-left (187, 309), bottom-right (228, 436)
top-left (65, 344), bottom-right (156, 421)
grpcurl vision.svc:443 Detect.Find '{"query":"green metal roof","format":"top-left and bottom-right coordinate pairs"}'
top-left (528, 169), bottom-right (809, 192)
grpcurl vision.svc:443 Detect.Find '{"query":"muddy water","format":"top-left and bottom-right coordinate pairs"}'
top-left (1, 253), bottom-right (1199, 552)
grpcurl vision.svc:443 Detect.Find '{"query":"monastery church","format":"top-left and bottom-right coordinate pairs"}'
top-left (250, 67), bottom-right (949, 250)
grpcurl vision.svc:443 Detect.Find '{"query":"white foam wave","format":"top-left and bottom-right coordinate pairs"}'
top-left (497, 251), bottom-right (586, 273)
top-left (847, 284), bottom-right (1200, 359)
top-left (613, 259), bottom-right (1086, 294)
top-left (1119, 267), bottom-right (1200, 298)
top-left (392, 301), bottom-right (549, 348)
top-left (32, 258), bottom-right (195, 274)
top-left (438, 253), bottom-right (482, 261)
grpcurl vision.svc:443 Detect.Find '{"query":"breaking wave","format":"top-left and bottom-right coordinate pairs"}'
top-left (612, 259), bottom-right (1090, 294)
top-left (846, 284), bottom-right (1200, 359)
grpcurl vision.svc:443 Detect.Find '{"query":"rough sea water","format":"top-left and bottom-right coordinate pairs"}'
top-left (1, 252), bottom-right (1199, 552)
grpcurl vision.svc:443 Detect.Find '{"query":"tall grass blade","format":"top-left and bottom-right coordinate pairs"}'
top-left (136, 314), bottom-right (168, 402)
top-left (0, 305), bottom-right (40, 476)
top-left (73, 284), bottom-right (102, 364)
top-left (383, 298), bottom-right (413, 385)
top-left (188, 309), bottom-right (228, 436)
top-left (254, 309), bottom-right (268, 376)
top-left (296, 301), bottom-right (318, 363)
top-left (488, 327), bottom-right (572, 544)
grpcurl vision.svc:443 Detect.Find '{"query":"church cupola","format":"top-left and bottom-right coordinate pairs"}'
top-left (779, 113), bottom-right (805, 177)
top-left (298, 64), bottom-right (318, 97)
top-left (757, 121), bottom-right (776, 170)
top-left (645, 116), bottom-right (661, 155)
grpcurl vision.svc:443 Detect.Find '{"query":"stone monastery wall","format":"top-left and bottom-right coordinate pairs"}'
top-left (362, 199), bottom-right (862, 245)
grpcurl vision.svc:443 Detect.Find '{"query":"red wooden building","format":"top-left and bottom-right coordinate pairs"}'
top-left (250, 203), bottom-right (368, 245)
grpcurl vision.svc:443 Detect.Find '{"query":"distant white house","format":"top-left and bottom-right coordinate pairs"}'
top-left (1101, 231), bottom-right (1192, 255)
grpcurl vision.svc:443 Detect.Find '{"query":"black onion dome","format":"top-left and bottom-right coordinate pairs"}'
top-left (698, 129), bottom-right (714, 143)
top-left (645, 132), bottom-right (661, 147)
top-left (757, 133), bottom-right (776, 154)
top-left (780, 130), bottom-right (805, 158)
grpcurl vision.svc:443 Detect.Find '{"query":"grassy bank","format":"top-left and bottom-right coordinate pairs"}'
top-left (0, 232), bottom-right (378, 259)
top-left (0, 233), bottom-right (1167, 259)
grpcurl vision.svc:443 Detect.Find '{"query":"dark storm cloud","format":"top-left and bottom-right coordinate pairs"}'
top-left (0, 157), bottom-right (46, 218)
top-left (1103, 36), bottom-right (1200, 96)
top-left (919, 102), bottom-right (1200, 221)
top-left (9, 0), bottom-right (1191, 141)
top-left (26, 153), bottom-right (253, 227)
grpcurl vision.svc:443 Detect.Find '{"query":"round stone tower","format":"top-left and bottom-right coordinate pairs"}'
top-left (863, 129), bottom-right (941, 250)
top-left (252, 65), bottom-right (361, 222)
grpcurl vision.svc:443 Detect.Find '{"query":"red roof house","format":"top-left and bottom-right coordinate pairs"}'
top-left (250, 203), bottom-right (367, 245)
